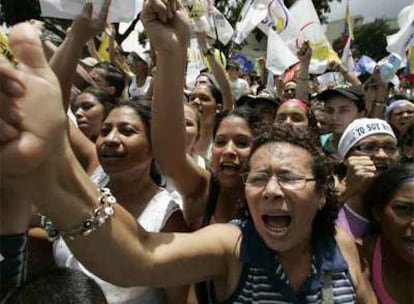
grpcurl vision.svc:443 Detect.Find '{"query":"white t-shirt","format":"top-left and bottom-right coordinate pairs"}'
top-left (128, 75), bottom-right (152, 98)
top-left (230, 78), bottom-right (249, 101)
top-left (54, 169), bottom-right (180, 304)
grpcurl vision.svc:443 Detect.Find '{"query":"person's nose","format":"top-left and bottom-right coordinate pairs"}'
top-left (263, 176), bottom-right (285, 201)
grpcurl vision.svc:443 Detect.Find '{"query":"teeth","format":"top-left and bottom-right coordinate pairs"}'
top-left (406, 240), bottom-right (414, 251)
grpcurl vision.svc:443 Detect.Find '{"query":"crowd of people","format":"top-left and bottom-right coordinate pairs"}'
top-left (0, 0), bottom-right (413, 303)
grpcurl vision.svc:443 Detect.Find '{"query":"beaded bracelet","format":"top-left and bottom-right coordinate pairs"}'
top-left (42, 188), bottom-right (116, 241)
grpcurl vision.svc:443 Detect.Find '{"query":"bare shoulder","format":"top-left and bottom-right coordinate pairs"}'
top-left (335, 227), bottom-right (361, 272)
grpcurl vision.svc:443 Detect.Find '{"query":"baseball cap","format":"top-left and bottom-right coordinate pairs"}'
top-left (318, 85), bottom-right (366, 112)
top-left (236, 89), bottom-right (280, 107)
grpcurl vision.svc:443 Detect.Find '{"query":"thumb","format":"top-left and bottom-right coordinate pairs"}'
top-left (8, 22), bottom-right (49, 75)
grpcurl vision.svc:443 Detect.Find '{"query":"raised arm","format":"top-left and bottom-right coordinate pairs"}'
top-left (295, 41), bottom-right (312, 102)
top-left (49, 0), bottom-right (110, 110)
top-left (196, 32), bottom-right (233, 110)
top-left (0, 14), bottom-right (239, 291)
top-left (148, 0), bottom-right (210, 203)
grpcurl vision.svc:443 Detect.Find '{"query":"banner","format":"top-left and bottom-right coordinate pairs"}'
top-left (39, 0), bottom-right (141, 23)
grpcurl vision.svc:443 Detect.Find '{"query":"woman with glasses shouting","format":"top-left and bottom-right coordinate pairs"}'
top-left (336, 118), bottom-right (400, 240)
top-left (0, 1), bottom-right (377, 302)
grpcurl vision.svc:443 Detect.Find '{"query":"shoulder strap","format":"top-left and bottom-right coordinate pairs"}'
top-left (321, 272), bottom-right (334, 304)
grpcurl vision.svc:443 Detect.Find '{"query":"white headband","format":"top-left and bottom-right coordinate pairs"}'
top-left (338, 118), bottom-right (396, 158)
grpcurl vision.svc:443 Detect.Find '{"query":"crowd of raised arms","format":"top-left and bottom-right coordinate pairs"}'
top-left (0, 0), bottom-right (413, 303)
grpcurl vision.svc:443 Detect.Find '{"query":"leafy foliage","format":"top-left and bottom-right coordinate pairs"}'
top-left (333, 18), bottom-right (398, 61)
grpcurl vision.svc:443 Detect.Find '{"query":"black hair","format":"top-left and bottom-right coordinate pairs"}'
top-left (241, 124), bottom-right (338, 240)
top-left (213, 107), bottom-right (262, 138)
top-left (73, 86), bottom-right (118, 118)
top-left (93, 62), bottom-right (126, 98)
top-left (2, 268), bottom-right (107, 304)
top-left (112, 98), bottom-right (164, 186)
top-left (363, 163), bottom-right (414, 230)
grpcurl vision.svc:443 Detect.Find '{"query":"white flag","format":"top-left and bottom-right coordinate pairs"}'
top-left (186, 38), bottom-right (206, 89)
top-left (266, 29), bottom-right (299, 75)
top-left (233, 0), bottom-right (270, 45)
top-left (287, 0), bottom-right (332, 74)
top-left (341, 38), bottom-right (358, 74)
top-left (207, 7), bottom-right (234, 46)
top-left (39, 0), bottom-right (140, 23)
top-left (386, 4), bottom-right (414, 57)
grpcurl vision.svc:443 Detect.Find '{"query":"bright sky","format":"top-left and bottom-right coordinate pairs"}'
top-left (327, 0), bottom-right (413, 23)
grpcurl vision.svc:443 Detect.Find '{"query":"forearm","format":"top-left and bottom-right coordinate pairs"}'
top-left (367, 101), bottom-right (386, 118)
top-left (49, 32), bottom-right (86, 110)
top-left (296, 61), bottom-right (310, 101)
top-left (205, 54), bottom-right (233, 110)
top-left (27, 147), bottom-right (153, 286)
top-left (152, 51), bottom-right (188, 174)
top-left (194, 117), bottom-right (214, 158)
top-left (338, 65), bottom-right (361, 86)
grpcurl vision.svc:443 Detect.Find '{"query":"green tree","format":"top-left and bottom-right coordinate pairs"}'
top-left (333, 18), bottom-right (398, 61)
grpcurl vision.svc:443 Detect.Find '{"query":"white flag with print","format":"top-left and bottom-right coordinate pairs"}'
top-left (386, 4), bottom-right (414, 57)
top-left (266, 29), bottom-right (299, 75)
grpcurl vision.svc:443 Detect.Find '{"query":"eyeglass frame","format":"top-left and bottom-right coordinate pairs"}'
top-left (352, 143), bottom-right (399, 155)
top-left (241, 171), bottom-right (316, 190)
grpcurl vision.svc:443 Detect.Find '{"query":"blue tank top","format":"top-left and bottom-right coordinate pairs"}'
top-left (219, 219), bottom-right (357, 303)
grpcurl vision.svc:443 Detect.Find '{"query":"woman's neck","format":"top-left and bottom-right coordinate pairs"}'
top-left (214, 183), bottom-right (244, 223)
top-left (109, 173), bottom-right (159, 218)
top-left (279, 236), bottom-right (313, 293)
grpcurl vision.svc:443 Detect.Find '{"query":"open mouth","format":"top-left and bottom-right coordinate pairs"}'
top-left (262, 214), bottom-right (291, 236)
top-left (220, 162), bottom-right (240, 174)
top-left (403, 237), bottom-right (414, 251)
top-left (100, 152), bottom-right (124, 160)
top-left (374, 163), bottom-right (389, 173)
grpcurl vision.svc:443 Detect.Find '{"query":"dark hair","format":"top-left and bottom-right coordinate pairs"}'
top-left (93, 62), bottom-right (126, 98)
top-left (74, 87), bottom-right (118, 117)
top-left (363, 163), bottom-right (414, 230)
top-left (213, 107), bottom-right (262, 138)
top-left (111, 98), bottom-right (164, 186)
top-left (2, 268), bottom-right (107, 304)
top-left (242, 124), bottom-right (338, 240)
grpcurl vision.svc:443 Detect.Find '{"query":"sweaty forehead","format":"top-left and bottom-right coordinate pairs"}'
top-left (250, 142), bottom-right (313, 173)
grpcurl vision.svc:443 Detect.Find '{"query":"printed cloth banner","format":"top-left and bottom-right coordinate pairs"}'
top-left (386, 4), bottom-right (414, 57)
top-left (39, 0), bottom-right (141, 22)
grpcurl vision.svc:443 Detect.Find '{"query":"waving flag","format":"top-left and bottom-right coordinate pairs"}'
top-left (386, 4), bottom-right (414, 57)
top-left (233, 0), bottom-right (270, 44)
top-left (207, 7), bottom-right (234, 45)
top-left (266, 29), bottom-right (299, 75)
top-left (342, 1), bottom-right (354, 45)
top-left (268, 0), bottom-right (290, 34)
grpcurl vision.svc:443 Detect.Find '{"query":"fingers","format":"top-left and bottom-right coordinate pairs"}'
top-left (0, 56), bottom-right (25, 143)
top-left (81, 2), bottom-right (93, 19)
top-left (145, 0), bottom-right (176, 23)
top-left (8, 23), bottom-right (49, 73)
top-left (98, 0), bottom-right (112, 23)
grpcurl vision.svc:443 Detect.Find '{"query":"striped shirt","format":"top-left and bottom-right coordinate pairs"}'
top-left (219, 220), bottom-right (357, 304)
